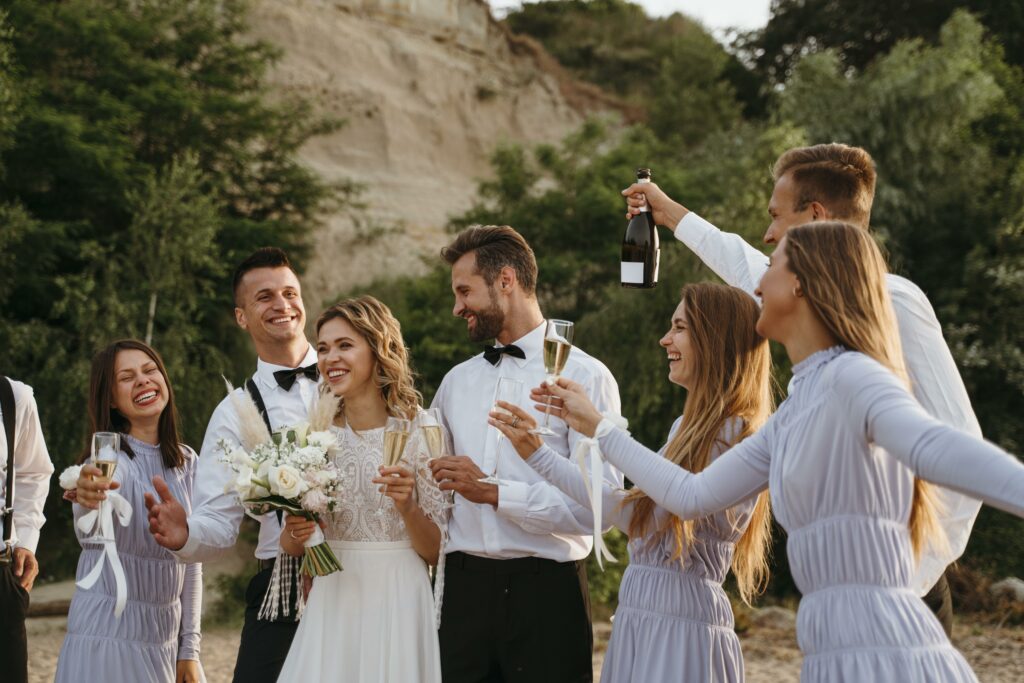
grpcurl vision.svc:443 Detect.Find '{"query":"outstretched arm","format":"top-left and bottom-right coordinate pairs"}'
top-left (840, 357), bottom-right (1024, 518)
top-left (622, 181), bottom-right (768, 297)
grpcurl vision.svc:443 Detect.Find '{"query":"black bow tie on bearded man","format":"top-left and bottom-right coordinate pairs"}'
top-left (483, 344), bottom-right (526, 366)
top-left (273, 363), bottom-right (320, 391)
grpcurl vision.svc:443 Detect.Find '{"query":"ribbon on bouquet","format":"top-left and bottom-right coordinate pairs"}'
top-left (75, 491), bottom-right (133, 617)
top-left (572, 415), bottom-right (629, 570)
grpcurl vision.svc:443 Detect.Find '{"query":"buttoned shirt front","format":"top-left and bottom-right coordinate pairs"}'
top-left (0, 379), bottom-right (54, 553)
top-left (175, 345), bottom-right (319, 562)
top-left (432, 321), bottom-right (622, 561)
top-left (673, 211), bottom-right (983, 593)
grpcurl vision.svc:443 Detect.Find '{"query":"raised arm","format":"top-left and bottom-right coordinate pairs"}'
top-left (622, 181), bottom-right (768, 298)
top-left (838, 355), bottom-right (1024, 518)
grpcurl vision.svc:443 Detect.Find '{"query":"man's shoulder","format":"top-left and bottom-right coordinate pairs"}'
top-left (885, 273), bottom-right (940, 322)
top-left (1, 377), bottom-right (37, 414)
top-left (563, 345), bottom-right (616, 385)
top-left (440, 354), bottom-right (486, 382)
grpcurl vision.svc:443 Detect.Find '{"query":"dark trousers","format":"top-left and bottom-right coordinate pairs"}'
top-left (231, 566), bottom-right (300, 683)
top-left (0, 563), bottom-right (29, 683)
top-left (923, 571), bottom-right (954, 637)
top-left (439, 551), bottom-right (593, 683)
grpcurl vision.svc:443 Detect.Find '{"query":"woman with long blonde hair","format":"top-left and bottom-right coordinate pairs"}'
top-left (494, 282), bottom-right (774, 682)
top-left (533, 222), bottom-right (1024, 682)
top-left (277, 295), bottom-right (449, 683)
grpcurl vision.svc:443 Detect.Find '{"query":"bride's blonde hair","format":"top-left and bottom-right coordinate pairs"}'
top-left (784, 222), bottom-right (947, 559)
top-left (315, 295), bottom-right (421, 420)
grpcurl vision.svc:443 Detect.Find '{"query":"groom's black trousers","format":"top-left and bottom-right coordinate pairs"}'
top-left (439, 551), bottom-right (593, 683)
top-left (231, 564), bottom-right (299, 683)
top-left (0, 562), bottom-right (29, 683)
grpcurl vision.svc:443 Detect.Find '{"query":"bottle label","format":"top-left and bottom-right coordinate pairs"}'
top-left (621, 262), bottom-right (645, 284)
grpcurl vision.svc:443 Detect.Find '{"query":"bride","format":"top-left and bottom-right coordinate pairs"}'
top-left (276, 295), bottom-right (449, 682)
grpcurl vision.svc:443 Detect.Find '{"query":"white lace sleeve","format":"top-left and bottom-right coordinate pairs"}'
top-left (410, 424), bottom-right (451, 628)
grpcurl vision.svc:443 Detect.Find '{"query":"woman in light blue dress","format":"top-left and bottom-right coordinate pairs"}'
top-left (530, 223), bottom-right (1024, 682)
top-left (494, 283), bottom-right (774, 682)
top-left (56, 340), bottom-right (203, 683)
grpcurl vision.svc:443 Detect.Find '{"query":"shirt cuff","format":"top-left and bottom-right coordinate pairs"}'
top-left (14, 527), bottom-right (40, 554)
top-left (673, 210), bottom-right (713, 243)
top-left (172, 530), bottom-right (201, 562)
top-left (178, 635), bottom-right (201, 661)
top-left (495, 480), bottom-right (531, 521)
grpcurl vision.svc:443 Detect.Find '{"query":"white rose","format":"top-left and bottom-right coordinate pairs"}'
top-left (306, 430), bottom-right (336, 450)
top-left (269, 464), bottom-right (306, 499)
top-left (232, 465), bottom-right (256, 499)
top-left (59, 465), bottom-right (83, 490)
top-left (315, 469), bottom-right (337, 486)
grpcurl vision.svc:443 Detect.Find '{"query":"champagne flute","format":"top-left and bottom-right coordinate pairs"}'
top-left (479, 377), bottom-right (525, 485)
top-left (378, 417), bottom-right (411, 510)
top-left (91, 432), bottom-right (121, 542)
top-left (530, 319), bottom-right (574, 436)
top-left (418, 408), bottom-right (447, 461)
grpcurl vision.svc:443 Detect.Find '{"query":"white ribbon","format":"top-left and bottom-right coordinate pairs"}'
top-left (75, 491), bottom-right (133, 618)
top-left (573, 415), bottom-right (629, 570)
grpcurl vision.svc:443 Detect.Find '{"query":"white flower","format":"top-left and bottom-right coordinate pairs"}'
top-left (59, 465), bottom-right (83, 490)
top-left (315, 469), bottom-right (337, 486)
top-left (292, 421), bottom-right (311, 447)
top-left (232, 465), bottom-right (256, 499)
top-left (229, 448), bottom-right (255, 469)
top-left (301, 488), bottom-right (330, 515)
top-left (306, 430), bottom-right (336, 450)
top-left (269, 464), bottom-right (306, 499)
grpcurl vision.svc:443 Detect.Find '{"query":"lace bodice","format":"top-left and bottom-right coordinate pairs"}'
top-left (324, 423), bottom-right (450, 543)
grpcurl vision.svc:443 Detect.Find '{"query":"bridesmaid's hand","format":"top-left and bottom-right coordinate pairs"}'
top-left (75, 464), bottom-right (120, 510)
top-left (530, 378), bottom-right (603, 438)
top-left (175, 659), bottom-right (201, 683)
top-left (373, 466), bottom-right (416, 516)
top-left (488, 402), bottom-right (543, 459)
top-left (280, 513), bottom-right (317, 557)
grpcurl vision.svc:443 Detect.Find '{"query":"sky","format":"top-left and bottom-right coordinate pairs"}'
top-left (489, 1), bottom-right (772, 34)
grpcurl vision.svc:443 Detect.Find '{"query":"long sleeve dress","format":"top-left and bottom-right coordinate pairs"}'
top-left (55, 436), bottom-right (203, 683)
top-left (527, 418), bottom-right (756, 682)
top-left (277, 420), bottom-right (451, 682)
top-left (592, 347), bottom-right (1024, 682)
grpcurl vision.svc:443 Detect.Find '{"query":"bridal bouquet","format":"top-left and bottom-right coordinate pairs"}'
top-left (218, 422), bottom-right (342, 576)
top-left (218, 381), bottom-right (344, 619)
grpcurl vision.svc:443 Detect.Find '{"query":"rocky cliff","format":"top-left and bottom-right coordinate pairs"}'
top-left (247, 0), bottom-right (618, 305)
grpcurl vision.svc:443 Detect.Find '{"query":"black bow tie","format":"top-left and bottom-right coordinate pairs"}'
top-left (273, 363), bottom-right (320, 391)
top-left (483, 344), bottom-right (526, 366)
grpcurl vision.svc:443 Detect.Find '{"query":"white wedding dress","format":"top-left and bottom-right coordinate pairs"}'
top-left (277, 422), bottom-right (449, 682)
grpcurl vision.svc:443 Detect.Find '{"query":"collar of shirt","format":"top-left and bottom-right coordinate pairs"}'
top-left (253, 344), bottom-right (318, 392)
top-left (488, 320), bottom-right (545, 370)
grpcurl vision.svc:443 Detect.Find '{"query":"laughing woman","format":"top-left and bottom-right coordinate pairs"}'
top-left (533, 223), bottom-right (1024, 682)
top-left (276, 296), bottom-right (449, 683)
top-left (56, 340), bottom-right (203, 683)
top-left (493, 283), bottom-right (773, 682)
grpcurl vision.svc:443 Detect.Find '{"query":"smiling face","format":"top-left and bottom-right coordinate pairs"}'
top-left (234, 266), bottom-right (306, 350)
top-left (110, 348), bottom-right (169, 427)
top-left (754, 236), bottom-right (802, 342)
top-left (765, 172), bottom-right (820, 245)
top-left (450, 252), bottom-right (506, 342)
top-left (659, 300), bottom-right (698, 389)
top-left (316, 317), bottom-right (377, 401)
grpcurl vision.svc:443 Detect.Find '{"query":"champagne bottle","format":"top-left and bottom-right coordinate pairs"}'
top-left (620, 167), bottom-right (660, 289)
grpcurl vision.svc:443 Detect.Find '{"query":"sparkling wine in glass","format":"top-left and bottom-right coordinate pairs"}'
top-left (418, 408), bottom-right (446, 461)
top-left (530, 320), bottom-right (573, 436)
top-left (92, 432), bottom-right (121, 484)
top-left (480, 377), bottom-right (525, 485)
top-left (378, 417), bottom-right (411, 510)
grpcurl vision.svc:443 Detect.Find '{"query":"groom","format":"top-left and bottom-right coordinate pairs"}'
top-left (145, 247), bottom-right (320, 682)
top-left (430, 225), bottom-right (621, 682)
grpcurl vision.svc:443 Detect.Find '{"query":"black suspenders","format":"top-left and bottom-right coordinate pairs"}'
top-left (245, 379), bottom-right (282, 525)
top-left (1, 375), bottom-right (17, 553)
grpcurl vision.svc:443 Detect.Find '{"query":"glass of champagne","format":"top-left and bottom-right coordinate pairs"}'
top-left (91, 432), bottom-right (120, 542)
top-left (378, 417), bottom-right (411, 510)
top-left (418, 408), bottom-right (447, 461)
top-left (530, 319), bottom-right (573, 436)
top-left (479, 377), bottom-right (525, 485)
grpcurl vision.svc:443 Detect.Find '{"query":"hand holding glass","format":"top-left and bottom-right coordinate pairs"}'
top-left (530, 320), bottom-right (573, 436)
top-left (91, 432), bottom-right (121, 541)
top-left (480, 377), bottom-right (525, 485)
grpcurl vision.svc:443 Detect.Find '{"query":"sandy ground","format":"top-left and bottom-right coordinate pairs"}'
top-left (26, 610), bottom-right (1024, 682)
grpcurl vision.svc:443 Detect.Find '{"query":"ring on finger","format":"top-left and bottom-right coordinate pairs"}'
top-left (511, 416), bottom-right (521, 428)
top-left (289, 530), bottom-right (298, 539)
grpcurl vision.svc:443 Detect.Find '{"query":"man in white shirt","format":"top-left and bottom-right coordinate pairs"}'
top-left (144, 247), bottom-right (319, 683)
top-left (429, 225), bottom-right (622, 683)
top-left (0, 376), bottom-right (55, 683)
top-left (623, 142), bottom-right (982, 636)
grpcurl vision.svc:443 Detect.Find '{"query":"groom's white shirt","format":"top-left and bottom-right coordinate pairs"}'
top-left (173, 345), bottom-right (319, 562)
top-left (673, 211), bottom-right (984, 594)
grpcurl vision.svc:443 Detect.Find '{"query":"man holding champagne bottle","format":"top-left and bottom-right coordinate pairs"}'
top-left (621, 143), bottom-right (982, 636)
top-left (429, 225), bottom-right (622, 682)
